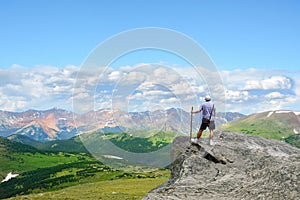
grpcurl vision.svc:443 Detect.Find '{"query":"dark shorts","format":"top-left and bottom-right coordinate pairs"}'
top-left (200, 118), bottom-right (215, 130)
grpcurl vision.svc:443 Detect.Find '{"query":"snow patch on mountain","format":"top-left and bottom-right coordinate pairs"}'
top-left (1, 172), bottom-right (19, 183)
top-left (103, 155), bottom-right (123, 160)
top-left (294, 111), bottom-right (300, 116)
top-left (266, 111), bottom-right (274, 118)
top-left (266, 110), bottom-right (300, 118)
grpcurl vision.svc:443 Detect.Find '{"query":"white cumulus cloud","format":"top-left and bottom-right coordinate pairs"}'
top-left (1, 64), bottom-right (299, 115)
top-left (225, 90), bottom-right (251, 102)
top-left (265, 92), bottom-right (284, 99)
top-left (243, 76), bottom-right (292, 90)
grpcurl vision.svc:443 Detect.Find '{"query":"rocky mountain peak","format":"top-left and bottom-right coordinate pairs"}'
top-left (143, 131), bottom-right (300, 200)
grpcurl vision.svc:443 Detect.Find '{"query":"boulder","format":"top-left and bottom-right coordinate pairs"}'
top-left (143, 131), bottom-right (300, 200)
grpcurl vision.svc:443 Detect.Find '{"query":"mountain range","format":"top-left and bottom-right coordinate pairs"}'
top-left (0, 108), bottom-right (245, 142)
top-left (1, 107), bottom-right (299, 148)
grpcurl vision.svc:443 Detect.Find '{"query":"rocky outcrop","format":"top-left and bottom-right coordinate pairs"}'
top-left (143, 131), bottom-right (300, 200)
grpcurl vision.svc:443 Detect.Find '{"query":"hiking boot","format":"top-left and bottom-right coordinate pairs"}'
top-left (191, 138), bottom-right (198, 144)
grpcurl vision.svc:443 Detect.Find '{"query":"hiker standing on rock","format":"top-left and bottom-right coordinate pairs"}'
top-left (191, 95), bottom-right (216, 145)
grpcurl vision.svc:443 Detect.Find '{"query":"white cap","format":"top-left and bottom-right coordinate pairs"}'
top-left (205, 95), bottom-right (211, 101)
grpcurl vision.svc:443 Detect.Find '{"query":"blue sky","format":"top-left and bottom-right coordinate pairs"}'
top-left (0, 0), bottom-right (300, 114)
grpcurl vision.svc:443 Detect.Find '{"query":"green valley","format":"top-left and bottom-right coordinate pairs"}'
top-left (0, 131), bottom-right (172, 199)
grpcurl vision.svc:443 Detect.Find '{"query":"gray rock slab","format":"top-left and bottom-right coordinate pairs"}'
top-left (143, 131), bottom-right (300, 200)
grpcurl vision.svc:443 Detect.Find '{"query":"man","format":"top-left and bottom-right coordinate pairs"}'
top-left (191, 95), bottom-right (216, 145)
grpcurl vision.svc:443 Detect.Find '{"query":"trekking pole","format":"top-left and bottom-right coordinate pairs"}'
top-left (190, 106), bottom-right (193, 142)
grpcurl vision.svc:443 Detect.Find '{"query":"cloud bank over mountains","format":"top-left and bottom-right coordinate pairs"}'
top-left (0, 64), bottom-right (298, 115)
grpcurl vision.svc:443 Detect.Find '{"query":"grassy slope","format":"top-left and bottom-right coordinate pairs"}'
top-left (35, 136), bottom-right (89, 153)
top-left (107, 131), bottom-right (175, 153)
top-left (0, 152), bottom-right (90, 174)
top-left (7, 178), bottom-right (168, 200)
top-left (285, 134), bottom-right (300, 148)
top-left (1, 160), bottom-right (169, 199)
top-left (0, 136), bottom-right (104, 199)
top-left (0, 136), bottom-right (92, 179)
top-left (8, 134), bottom-right (89, 153)
top-left (222, 117), bottom-right (292, 140)
top-left (222, 112), bottom-right (300, 148)
top-left (0, 134), bottom-right (171, 199)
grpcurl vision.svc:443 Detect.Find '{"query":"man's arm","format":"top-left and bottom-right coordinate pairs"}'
top-left (192, 109), bottom-right (201, 114)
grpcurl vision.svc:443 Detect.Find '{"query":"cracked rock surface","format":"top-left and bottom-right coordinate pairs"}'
top-left (143, 131), bottom-right (300, 200)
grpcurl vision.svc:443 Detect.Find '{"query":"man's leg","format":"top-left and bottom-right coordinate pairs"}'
top-left (197, 120), bottom-right (208, 139)
top-left (208, 121), bottom-right (216, 145)
top-left (191, 121), bottom-right (208, 144)
top-left (209, 129), bottom-right (215, 145)
top-left (191, 128), bottom-right (204, 144)
top-left (209, 129), bottom-right (214, 140)
top-left (197, 129), bottom-right (204, 139)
